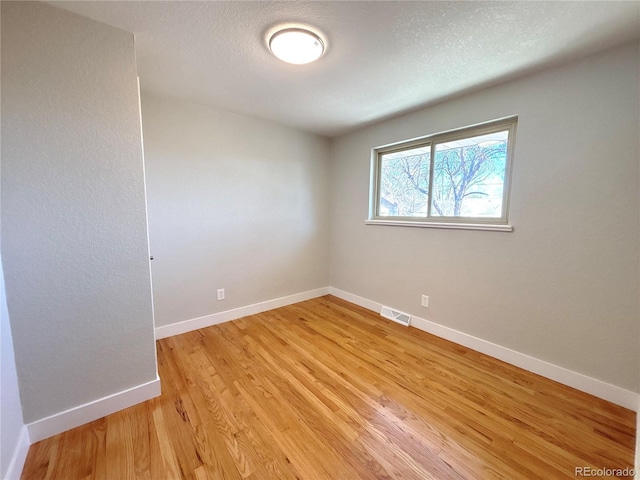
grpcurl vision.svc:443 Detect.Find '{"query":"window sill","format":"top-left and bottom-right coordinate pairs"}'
top-left (364, 219), bottom-right (513, 232)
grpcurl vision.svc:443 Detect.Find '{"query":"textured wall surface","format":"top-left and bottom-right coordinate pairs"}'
top-left (141, 93), bottom-right (330, 328)
top-left (1, 1), bottom-right (157, 423)
top-left (329, 42), bottom-right (640, 391)
top-left (0, 256), bottom-right (25, 479)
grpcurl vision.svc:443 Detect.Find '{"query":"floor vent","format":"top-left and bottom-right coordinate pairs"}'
top-left (380, 306), bottom-right (411, 327)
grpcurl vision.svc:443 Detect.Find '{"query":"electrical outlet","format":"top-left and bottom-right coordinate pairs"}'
top-left (217, 288), bottom-right (225, 301)
top-left (421, 295), bottom-right (429, 308)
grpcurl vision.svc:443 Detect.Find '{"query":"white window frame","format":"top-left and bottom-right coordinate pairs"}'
top-left (367, 117), bottom-right (517, 232)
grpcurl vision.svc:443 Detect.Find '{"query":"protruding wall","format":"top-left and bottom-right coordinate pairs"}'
top-left (1, 1), bottom-right (158, 426)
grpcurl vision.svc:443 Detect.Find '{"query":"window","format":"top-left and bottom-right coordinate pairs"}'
top-left (369, 117), bottom-right (516, 231)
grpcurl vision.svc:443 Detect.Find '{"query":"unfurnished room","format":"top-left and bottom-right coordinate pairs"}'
top-left (1, 1), bottom-right (640, 479)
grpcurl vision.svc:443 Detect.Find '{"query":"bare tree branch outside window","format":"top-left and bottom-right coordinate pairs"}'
top-left (378, 129), bottom-right (509, 219)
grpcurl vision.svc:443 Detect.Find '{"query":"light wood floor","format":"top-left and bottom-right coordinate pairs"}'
top-left (22, 295), bottom-right (635, 479)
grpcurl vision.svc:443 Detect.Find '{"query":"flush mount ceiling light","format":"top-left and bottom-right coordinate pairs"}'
top-left (269, 28), bottom-right (325, 65)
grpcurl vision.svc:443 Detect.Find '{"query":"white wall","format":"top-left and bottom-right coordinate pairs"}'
top-left (1, 256), bottom-right (27, 480)
top-left (1, 1), bottom-right (158, 424)
top-left (329, 42), bottom-right (640, 392)
top-left (141, 94), bottom-right (330, 328)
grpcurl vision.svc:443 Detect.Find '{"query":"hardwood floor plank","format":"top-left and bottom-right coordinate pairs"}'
top-left (200, 326), bottom-right (356, 479)
top-left (21, 295), bottom-right (636, 479)
top-left (150, 399), bottom-right (183, 479)
top-left (145, 398), bottom-right (166, 480)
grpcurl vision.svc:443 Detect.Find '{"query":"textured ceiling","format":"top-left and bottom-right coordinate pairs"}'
top-left (50, 1), bottom-right (640, 137)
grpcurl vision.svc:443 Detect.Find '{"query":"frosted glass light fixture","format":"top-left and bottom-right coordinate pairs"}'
top-left (269, 28), bottom-right (325, 65)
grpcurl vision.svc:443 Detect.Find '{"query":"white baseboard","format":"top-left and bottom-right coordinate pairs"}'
top-left (328, 287), bottom-right (382, 313)
top-left (27, 376), bottom-right (161, 443)
top-left (15, 285), bottom-right (635, 459)
top-left (155, 287), bottom-right (330, 339)
top-left (4, 426), bottom-right (29, 480)
top-left (152, 285), bottom-right (638, 410)
top-left (328, 287), bottom-right (639, 411)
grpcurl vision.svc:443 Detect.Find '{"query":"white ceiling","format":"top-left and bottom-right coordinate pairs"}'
top-left (51, 1), bottom-right (640, 137)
